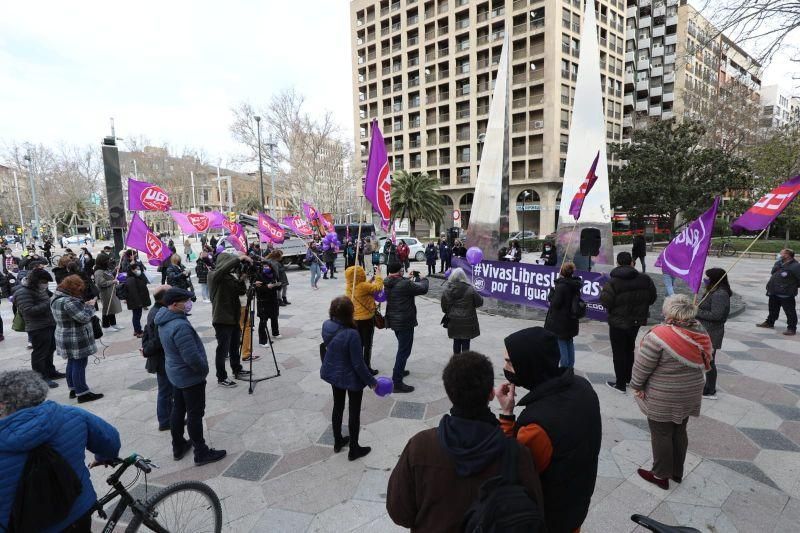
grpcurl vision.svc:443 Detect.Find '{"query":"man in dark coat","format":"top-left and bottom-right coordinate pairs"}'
top-left (631, 234), bottom-right (647, 272)
top-left (387, 351), bottom-right (544, 532)
top-left (384, 262), bottom-right (429, 393)
top-left (600, 251), bottom-right (657, 393)
top-left (497, 327), bottom-right (601, 533)
top-left (145, 286), bottom-right (173, 431)
top-left (125, 264), bottom-right (151, 337)
top-left (208, 253), bottom-right (252, 387)
top-left (757, 248), bottom-right (800, 336)
top-left (438, 240), bottom-right (452, 272)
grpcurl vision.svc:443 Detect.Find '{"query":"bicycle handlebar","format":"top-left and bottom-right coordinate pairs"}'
top-left (631, 514), bottom-right (701, 533)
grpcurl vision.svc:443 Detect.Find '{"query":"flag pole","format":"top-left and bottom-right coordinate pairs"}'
top-left (559, 221), bottom-right (580, 271)
top-left (351, 197), bottom-right (365, 298)
top-left (697, 228), bottom-right (767, 306)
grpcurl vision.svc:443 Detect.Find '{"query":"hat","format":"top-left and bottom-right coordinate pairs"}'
top-left (503, 327), bottom-right (561, 388)
top-left (163, 288), bottom-right (193, 306)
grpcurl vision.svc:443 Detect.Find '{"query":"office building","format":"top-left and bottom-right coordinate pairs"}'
top-left (760, 85), bottom-right (799, 130)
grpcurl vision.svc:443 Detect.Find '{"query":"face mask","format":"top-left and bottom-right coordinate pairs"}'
top-left (133, 269), bottom-right (141, 276)
top-left (183, 300), bottom-right (193, 314)
top-left (703, 277), bottom-right (710, 287)
top-left (39, 283), bottom-right (49, 291)
top-left (504, 368), bottom-right (521, 386)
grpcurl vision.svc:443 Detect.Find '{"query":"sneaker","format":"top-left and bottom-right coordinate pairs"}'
top-left (218, 379), bottom-right (238, 388)
top-left (77, 392), bottom-right (104, 403)
top-left (69, 390), bottom-right (76, 399)
top-left (173, 441), bottom-right (193, 461)
top-left (283, 300), bottom-right (291, 305)
top-left (46, 380), bottom-right (58, 389)
top-left (259, 343), bottom-right (271, 347)
top-left (195, 448), bottom-right (227, 466)
top-left (637, 468), bottom-right (669, 490)
top-left (272, 333), bottom-right (281, 338)
top-left (158, 424), bottom-right (170, 432)
top-left (756, 321), bottom-right (774, 329)
top-left (334, 436), bottom-right (350, 453)
top-left (606, 381), bottom-right (626, 394)
top-left (242, 355), bottom-right (261, 362)
top-left (235, 370), bottom-right (251, 378)
top-left (348, 445), bottom-right (372, 461)
top-left (393, 382), bottom-right (415, 393)
top-left (702, 393), bottom-right (718, 400)
top-left (27, 343), bottom-right (33, 349)
top-left (783, 330), bottom-right (797, 336)
top-left (403, 370), bottom-right (410, 377)
top-left (203, 299), bottom-right (211, 303)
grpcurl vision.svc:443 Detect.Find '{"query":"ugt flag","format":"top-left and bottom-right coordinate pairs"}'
top-left (170, 211), bottom-right (226, 234)
top-left (568, 151), bottom-right (600, 220)
top-left (126, 213), bottom-right (172, 265)
top-left (302, 202), bottom-right (320, 222)
top-left (128, 178), bottom-right (172, 211)
top-left (655, 196), bottom-right (719, 294)
top-left (363, 119), bottom-right (392, 230)
top-left (258, 213), bottom-right (285, 244)
top-left (731, 175), bottom-right (800, 233)
top-left (283, 215), bottom-right (313, 237)
top-left (222, 221), bottom-right (248, 253)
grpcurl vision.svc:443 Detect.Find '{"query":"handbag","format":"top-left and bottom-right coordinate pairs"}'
top-left (91, 315), bottom-right (103, 340)
top-left (374, 309), bottom-right (386, 329)
top-left (440, 314), bottom-right (450, 328)
top-left (12, 310), bottom-right (25, 332)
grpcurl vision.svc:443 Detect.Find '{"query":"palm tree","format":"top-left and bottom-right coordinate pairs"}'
top-left (390, 170), bottom-right (445, 235)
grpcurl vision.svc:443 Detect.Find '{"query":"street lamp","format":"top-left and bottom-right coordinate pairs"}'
top-left (520, 190), bottom-right (531, 249)
top-left (265, 136), bottom-right (278, 218)
top-left (254, 115), bottom-right (266, 211)
top-left (23, 149), bottom-right (40, 240)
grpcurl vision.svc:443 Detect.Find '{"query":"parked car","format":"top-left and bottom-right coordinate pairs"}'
top-left (508, 230), bottom-right (537, 242)
top-left (377, 236), bottom-right (426, 262)
top-left (1, 235), bottom-right (17, 244)
top-left (62, 233), bottom-right (95, 245)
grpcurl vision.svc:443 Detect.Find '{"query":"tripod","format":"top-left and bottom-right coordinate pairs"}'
top-left (237, 283), bottom-right (281, 394)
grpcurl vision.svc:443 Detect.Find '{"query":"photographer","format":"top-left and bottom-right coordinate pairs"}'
top-left (207, 252), bottom-right (252, 388)
top-left (255, 262), bottom-right (282, 345)
top-left (384, 263), bottom-right (429, 393)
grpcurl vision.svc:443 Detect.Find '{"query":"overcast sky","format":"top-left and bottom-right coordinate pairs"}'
top-left (1, 0), bottom-right (798, 166)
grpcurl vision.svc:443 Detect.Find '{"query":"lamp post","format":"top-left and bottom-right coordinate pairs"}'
top-left (265, 136), bottom-right (278, 217)
top-left (254, 115), bottom-right (266, 211)
top-left (521, 190), bottom-right (531, 250)
top-left (23, 149), bottom-right (40, 240)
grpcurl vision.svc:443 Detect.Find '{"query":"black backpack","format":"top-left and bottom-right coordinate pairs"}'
top-left (462, 442), bottom-right (546, 533)
top-left (8, 443), bottom-right (82, 532)
top-left (115, 282), bottom-right (127, 301)
top-left (141, 321), bottom-right (164, 359)
top-left (570, 292), bottom-right (587, 319)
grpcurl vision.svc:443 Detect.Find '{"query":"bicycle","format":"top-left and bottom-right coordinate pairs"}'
top-left (91, 453), bottom-right (222, 532)
top-left (712, 236), bottom-right (737, 257)
top-left (632, 513), bottom-right (701, 532)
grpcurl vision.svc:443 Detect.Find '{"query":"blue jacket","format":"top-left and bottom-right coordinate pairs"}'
top-left (0, 401), bottom-right (120, 532)
top-left (320, 320), bottom-right (377, 391)
top-left (155, 306), bottom-right (209, 388)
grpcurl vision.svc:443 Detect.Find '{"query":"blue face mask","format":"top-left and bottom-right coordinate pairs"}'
top-left (703, 277), bottom-right (710, 287)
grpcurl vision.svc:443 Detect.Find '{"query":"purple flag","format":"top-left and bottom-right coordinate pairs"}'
top-left (731, 174), bottom-right (800, 233)
top-left (363, 120), bottom-right (392, 228)
top-left (283, 215), bottom-right (313, 236)
top-left (222, 221), bottom-right (248, 253)
top-left (302, 202), bottom-right (319, 222)
top-left (169, 211), bottom-right (226, 234)
top-left (655, 196), bottom-right (719, 294)
top-left (128, 178), bottom-right (172, 211)
top-left (568, 151), bottom-right (600, 220)
top-left (125, 213), bottom-right (172, 265)
top-left (258, 213), bottom-right (286, 244)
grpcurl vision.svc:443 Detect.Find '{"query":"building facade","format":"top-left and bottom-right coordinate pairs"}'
top-left (350, 0), bottom-right (627, 238)
top-left (760, 85), bottom-right (799, 130)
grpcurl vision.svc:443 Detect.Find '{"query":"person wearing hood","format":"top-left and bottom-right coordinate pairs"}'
top-left (322, 241), bottom-right (337, 280)
top-left (94, 254), bottom-right (123, 331)
top-left (346, 265), bottom-right (384, 375)
top-left (0, 370), bottom-right (121, 532)
top-left (13, 268), bottom-right (62, 387)
top-left (441, 267), bottom-right (483, 354)
top-left (630, 295), bottom-right (712, 490)
top-left (320, 296), bottom-right (377, 461)
top-left (155, 288), bottom-right (226, 466)
top-left (208, 252), bottom-right (252, 387)
top-left (387, 351), bottom-right (544, 532)
top-left (540, 241), bottom-right (557, 266)
top-left (125, 262), bottom-right (152, 338)
top-left (600, 251), bottom-right (657, 393)
top-left (51, 275), bottom-right (102, 404)
top-left (496, 326), bottom-right (601, 533)
top-left (544, 262), bottom-right (582, 368)
top-left (384, 262), bottom-right (429, 393)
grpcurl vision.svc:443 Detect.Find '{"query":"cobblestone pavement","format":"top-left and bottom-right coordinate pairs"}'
top-left (1, 253), bottom-right (798, 532)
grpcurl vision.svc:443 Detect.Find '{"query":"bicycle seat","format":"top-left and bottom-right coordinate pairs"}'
top-left (631, 514), bottom-right (701, 533)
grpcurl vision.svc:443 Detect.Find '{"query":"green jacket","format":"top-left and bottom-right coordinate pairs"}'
top-left (208, 253), bottom-right (246, 325)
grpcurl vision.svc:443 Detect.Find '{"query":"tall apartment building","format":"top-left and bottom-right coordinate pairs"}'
top-left (350, 0), bottom-right (626, 238)
top-left (759, 85), bottom-right (799, 130)
top-left (623, 0), bottom-right (761, 135)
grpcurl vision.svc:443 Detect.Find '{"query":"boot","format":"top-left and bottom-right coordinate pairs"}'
top-left (348, 445), bottom-right (372, 461)
top-left (334, 436), bottom-right (350, 453)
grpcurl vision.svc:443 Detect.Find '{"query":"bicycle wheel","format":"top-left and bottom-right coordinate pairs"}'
top-left (722, 243), bottom-right (737, 257)
top-left (125, 480), bottom-right (222, 533)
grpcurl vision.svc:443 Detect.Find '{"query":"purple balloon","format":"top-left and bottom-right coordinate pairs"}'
top-left (374, 376), bottom-right (393, 397)
top-left (116, 273), bottom-right (127, 282)
top-left (322, 242), bottom-right (330, 251)
top-left (444, 268), bottom-right (452, 279)
top-left (320, 265), bottom-right (328, 274)
top-left (466, 246), bottom-right (484, 266)
top-left (373, 289), bottom-right (387, 303)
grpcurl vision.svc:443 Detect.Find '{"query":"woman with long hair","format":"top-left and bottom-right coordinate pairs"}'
top-left (320, 296), bottom-right (377, 461)
top-left (441, 267), bottom-right (483, 354)
top-left (346, 265), bottom-right (383, 375)
top-left (544, 262), bottom-right (582, 368)
top-left (93, 254), bottom-right (122, 330)
top-left (695, 268), bottom-right (731, 400)
top-left (166, 254), bottom-right (195, 298)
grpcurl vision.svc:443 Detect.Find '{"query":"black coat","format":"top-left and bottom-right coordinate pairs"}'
top-left (195, 260), bottom-right (210, 284)
top-left (441, 281), bottom-right (483, 339)
top-left (540, 248), bottom-right (557, 266)
top-left (544, 276), bottom-right (582, 339)
top-left (125, 273), bottom-right (152, 310)
top-left (425, 245), bottom-right (437, 266)
top-left (255, 273), bottom-right (280, 319)
top-left (632, 236), bottom-right (647, 257)
top-left (452, 245), bottom-right (467, 258)
top-left (52, 267), bottom-right (69, 285)
top-left (600, 266), bottom-right (657, 329)
top-left (384, 275), bottom-right (429, 330)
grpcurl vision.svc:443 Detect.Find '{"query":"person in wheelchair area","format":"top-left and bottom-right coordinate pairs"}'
top-left (0, 370), bottom-right (121, 532)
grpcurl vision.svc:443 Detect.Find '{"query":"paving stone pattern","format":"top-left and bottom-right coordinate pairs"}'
top-left (1, 251), bottom-right (799, 531)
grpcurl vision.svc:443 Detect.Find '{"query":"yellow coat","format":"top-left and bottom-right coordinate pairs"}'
top-left (345, 266), bottom-right (384, 320)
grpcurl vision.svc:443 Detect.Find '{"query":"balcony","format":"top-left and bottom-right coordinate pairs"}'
top-left (456, 109), bottom-right (470, 120)
top-left (636, 79), bottom-right (648, 91)
top-left (439, 3), bottom-right (449, 14)
top-left (476, 11), bottom-right (489, 23)
top-left (664, 71), bottom-right (675, 83)
top-left (531, 18), bottom-right (545, 32)
top-left (635, 99), bottom-right (648, 111)
top-left (651, 65), bottom-right (663, 77)
top-left (623, 115), bottom-right (633, 127)
top-left (663, 110), bottom-right (674, 119)
top-left (512, 73), bottom-right (528, 85)
top-left (652, 45), bottom-right (664, 57)
top-left (532, 43), bottom-right (545, 56)
top-left (511, 145), bottom-right (527, 156)
top-left (650, 85), bottom-right (662, 97)
top-left (440, 155), bottom-right (451, 164)
top-left (625, 51), bottom-right (634, 63)
top-left (439, 113), bottom-right (450, 122)
top-left (637, 59), bottom-right (649, 71)
top-left (652, 25), bottom-right (665, 38)
top-left (511, 122), bottom-right (527, 133)
top-left (663, 91), bottom-right (674, 102)
top-left (640, 16), bottom-right (652, 28)
top-left (665, 33), bottom-right (677, 46)
top-left (512, 97), bottom-right (527, 109)
top-left (666, 15), bottom-right (677, 26)
top-left (664, 53), bottom-right (676, 64)
top-left (638, 37), bottom-right (651, 49)
top-left (513, 0), bottom-right (528, 9)
top-left (624, 93), bottom-right (634, 106)
top-left (649, 105), bottom-right (661, 116)
top-left (491, 6), bottom-right (505, 17)
top-left (626, 6), bottom-right (637, 18)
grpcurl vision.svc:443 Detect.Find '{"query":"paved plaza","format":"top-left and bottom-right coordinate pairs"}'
top-left (1, 252), bottom-right (799, 532)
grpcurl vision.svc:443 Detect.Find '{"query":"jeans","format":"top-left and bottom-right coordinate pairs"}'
top-left (609, 326), bottom-right (640, 390)
top-left (704, 348), bottom-right (717, 395)
top-left (453, 338), bottom-right (471, 354)
top-left (392, 328), bottom-right (414, 383)
top-left (101, 313), bottom-right (117, 328)
top-left (356, 318), bottom-right (375, 369)
top-left (171, 380), bottom-right (208, 457)
top-left (309, 263), bottom-right (322, 287)
top-left (767, 295), bottom-right (798, 331)
top-left (258, 316), bottom-right (279, 344)
top-left (648, 417), bottom-right (689, 480)
top-left (131, 307), bottom-right (143, 334)
top-left (214, 324), bottom-right (242, 381)
top-left (557, 338), bottom-right (576, 368)
top-left (663, 274), bottom-right (676, 297)
top-left (30, 326), bottom-right (56, 379)
top-left (331, 386), bottom-right (363, 447)
top-left (156, 368), bottom-right (174, 429)
top-left (66, 358), bottom-right (89, 395)
top-left (200, 283), bottom-right (209, 300)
